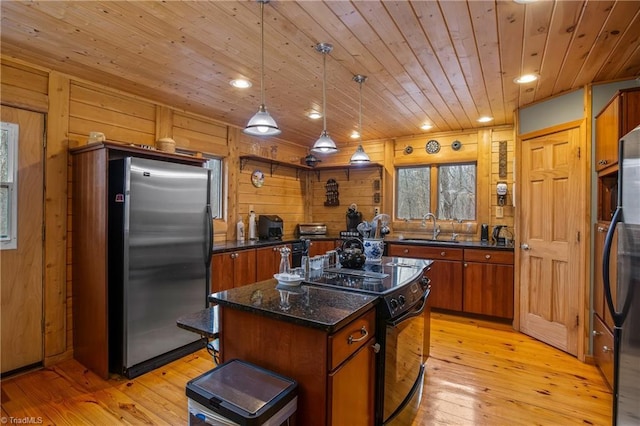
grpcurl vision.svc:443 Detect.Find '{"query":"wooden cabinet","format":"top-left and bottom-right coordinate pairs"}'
top-left (70, 142), bottom-right (205, 379)
top-left (308, 239), bottom-right (338, 257)
top-left (595, 87), bottom-right (640, 173)
top-left (211, 249), bottom-right (256, 292)
top-left (255, 244), bottom-right (292, 281)
top-left (219, 306), bottom-right (376, 425)
top-left (328, 310), bottom-right (376, 426)
top-left (593, 314), bottom-right (614, 387)
top-left (463, 249), bottom-right (514, 319)
top-left (387, 243), bottom-right (514, 317)
top-left (387, 244), bottom-right (463, 311)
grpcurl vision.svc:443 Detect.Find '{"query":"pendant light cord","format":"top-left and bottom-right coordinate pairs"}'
top-left (260, 0), bottom-right (265, 106)
top-left (358, 78), bottom-right (362, 143)
top-left (322, 52), bottom-right (327, 132)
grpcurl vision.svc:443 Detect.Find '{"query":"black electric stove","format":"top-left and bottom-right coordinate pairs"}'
top-left (305, 256), bottom-right (431, 319)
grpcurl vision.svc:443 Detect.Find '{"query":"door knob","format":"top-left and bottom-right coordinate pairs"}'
top-left (520, 243), bottom-right (530, 251)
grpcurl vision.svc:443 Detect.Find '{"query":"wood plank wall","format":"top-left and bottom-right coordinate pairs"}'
top-left (1, 55), bottom-right (516, 368)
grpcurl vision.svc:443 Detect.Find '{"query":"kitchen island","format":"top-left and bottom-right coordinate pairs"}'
top-left (208, 257), bottom-right (431, 425)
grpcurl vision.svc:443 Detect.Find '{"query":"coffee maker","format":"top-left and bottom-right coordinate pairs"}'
top-left (258, 215), bottom-right (283, 240)
top-left (492, 225), bottom-right (506, 246)
top-left (346, 204), bottom-right (362, 232)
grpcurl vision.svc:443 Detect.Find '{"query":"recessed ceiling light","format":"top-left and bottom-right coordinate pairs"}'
top-left (308, 111), bottom-right (322, 120)
top-left (514, 74), bottom-right (539, 84)
top-left (230, 79), bottom-right (252, 89)
top-left (421, 123), bottom-right (433, 131)
top-left (477, 116), bottom-right (493, 123)
top-left (351, 131), bottom-right (360, 139)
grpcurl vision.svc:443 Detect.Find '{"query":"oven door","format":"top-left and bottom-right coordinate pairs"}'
top-left (382, 288), bottom-right (430, 425)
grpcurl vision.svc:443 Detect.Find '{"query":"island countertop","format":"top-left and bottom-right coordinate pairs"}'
top-left (209, 279), bottom-right (378, 333)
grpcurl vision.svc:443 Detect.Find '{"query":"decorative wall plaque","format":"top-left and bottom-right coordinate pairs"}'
top-left (498, 141), bottom-right (507, 178)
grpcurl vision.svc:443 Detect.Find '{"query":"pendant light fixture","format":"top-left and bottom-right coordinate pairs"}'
top-left (244, 0), bottom-right (281, 137)
top-left (311, 42), bottom-right (338, 154)
top-left (350, 74), bottom-right (370, 164)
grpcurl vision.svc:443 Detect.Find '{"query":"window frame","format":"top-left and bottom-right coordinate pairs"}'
top-left (1, 122), bottom-right (19, 250)
top-left (395, 161), bottom-right (478, 221)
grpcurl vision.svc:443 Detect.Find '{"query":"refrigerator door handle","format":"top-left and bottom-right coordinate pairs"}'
top-left (603, 207), bottom-right (637, 328)
top-left (205, 205), bottom-right (214, 268)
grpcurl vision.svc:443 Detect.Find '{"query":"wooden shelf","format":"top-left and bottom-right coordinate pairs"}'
top-left (239, 155), bottom-right (383, 181)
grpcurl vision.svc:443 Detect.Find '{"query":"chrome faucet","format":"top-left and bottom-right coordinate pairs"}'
top-left (421, 212), bottom-right (440, 240)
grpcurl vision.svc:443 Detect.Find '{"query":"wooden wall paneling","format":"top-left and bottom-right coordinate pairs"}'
top-left (68, 82), bottom-right (156, 147)
top-left (155, 105), bottom-right (173, 142)
top-left (0, 59), bottom-right (49, 112)
top-left (225, 127), bottom-right (240, 242)
top-left (237, 159), bottom-right (305, 238)
top-left (44, 71), bottom-right (70, 363)
top-left (477, 129), bottom-right (492, 236)
top-left (172, 111), bottom-right (228, 156)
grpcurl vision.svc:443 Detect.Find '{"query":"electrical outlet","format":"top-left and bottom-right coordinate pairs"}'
top-left (374, 206), bottom-right (380, 216)
top-left (496, 206), bottom-right (504, 218)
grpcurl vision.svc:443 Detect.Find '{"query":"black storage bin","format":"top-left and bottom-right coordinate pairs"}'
top-left (186, 359), bottom-right (297, 425)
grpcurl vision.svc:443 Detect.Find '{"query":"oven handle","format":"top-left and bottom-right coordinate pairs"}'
top-left (388, 288), bottom-right (431, 327)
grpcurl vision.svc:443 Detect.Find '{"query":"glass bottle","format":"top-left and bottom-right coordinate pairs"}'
top-left (279, 246), bottom-right (291, 274)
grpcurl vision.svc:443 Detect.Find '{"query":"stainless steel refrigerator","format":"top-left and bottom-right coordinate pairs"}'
top-left (108, 157), bottom-right (212, 378)
top-left (603, 125), bottom-right (640, 425)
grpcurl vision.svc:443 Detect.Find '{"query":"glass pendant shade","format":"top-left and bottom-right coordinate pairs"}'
top-left (244, 104), bottom-right (281, 136)
top-left (350, 74), bottom-right (370, 164)
top-left (350, 144), bottom-right (370, 163)
top-left (244, 0), bottom-right (280, 137)
top-left (311, 43), bottom-right (338, 154)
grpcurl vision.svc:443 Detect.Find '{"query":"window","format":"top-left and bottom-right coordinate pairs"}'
top-left (396, 163), bottom-right (476, 221)
top-left (204, 156), bottom-right (223, 219)
top-left (1, 122), bottom-right (18, 250)
top-left (397, 167), bottom-right (430, 219)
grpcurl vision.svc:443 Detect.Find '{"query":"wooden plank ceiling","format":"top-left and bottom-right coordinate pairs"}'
top-left (1, 1), bottom-right (639, 148)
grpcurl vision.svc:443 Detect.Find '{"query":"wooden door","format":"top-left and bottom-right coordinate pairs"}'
top-left (1, 106), bottom-right (44, 373)
top-left (518, 124), bottom-right (586, 356)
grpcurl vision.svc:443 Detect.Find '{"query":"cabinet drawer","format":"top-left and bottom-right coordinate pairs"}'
top-left (388, 244), bottom-right (463, 261)
top-left (329, 309), bottom-right (376, 371)
top-left (464, 249), bottom-right (514, 264)
top-left (593, 314), bottom-right (614, 389)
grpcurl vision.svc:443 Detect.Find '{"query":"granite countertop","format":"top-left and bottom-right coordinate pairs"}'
top-left (209, 279), bottom-right (377, 333)
top-left (384, 237), bottom-right (515, 251)
top-left (211, 235), bottom-right (340, 254)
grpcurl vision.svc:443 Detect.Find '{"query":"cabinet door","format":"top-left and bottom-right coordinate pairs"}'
top-left (621, 89), bottom-right (640, 136)
top-left (233, 249), bottom-right (257, 287)
top-left (256, 244), bottom-right (292, 281)
top-left (595, 97), bottom-right (620, 172)
top-left (463, 262), bottom-right (514, 318)
top-left (425, 260), bottom-right (463, 311)
top-left (211, 252), bottom-right (234, 293)
top-left (309, 240), bottom-right (337, 257)
top-left (211, 249), bottom-right (256, 291)
top-left (328, 337), bottom-right (376, 426)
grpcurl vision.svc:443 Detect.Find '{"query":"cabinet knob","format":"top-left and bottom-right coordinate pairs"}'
top-left (273, 247), bottom-right (278, 251)
top-left (403, 249), bottom-right (409, 254)
top-left (231, 253), bottom-right (238, 259)
top-left (602, 345), bottom-right (612, 353)
top-left (597, 226), bottom-right (608, 233)
top-left (485, 254), bottom-right (491, 259)
top-left (440, 251), bottom-right (446, 257)
top-left (464, 263), bottom-right (468, 268)
top-left (592, 330), bottom-right (601, 336)
top-left (598, 159), bottom-right (608, 165)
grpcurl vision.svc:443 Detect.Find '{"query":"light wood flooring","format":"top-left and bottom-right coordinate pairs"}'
top-left (1, 312), bottom-right (612, 425)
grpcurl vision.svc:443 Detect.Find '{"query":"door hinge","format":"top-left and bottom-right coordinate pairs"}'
top-left (576, 315), bottom-right (580, 327)
top-left (577, 147), bottom-right (580, 159)
top-left (576, 231), bottom-right (580, 243)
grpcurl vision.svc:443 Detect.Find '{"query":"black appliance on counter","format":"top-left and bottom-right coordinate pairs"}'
top-left (258, 215), bottom-right (283, 240)
top-left (305, 258), bottom-right (432, 425)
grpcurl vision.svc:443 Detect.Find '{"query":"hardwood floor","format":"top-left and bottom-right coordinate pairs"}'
top-left (1, 312), bottom-right (612, 425)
